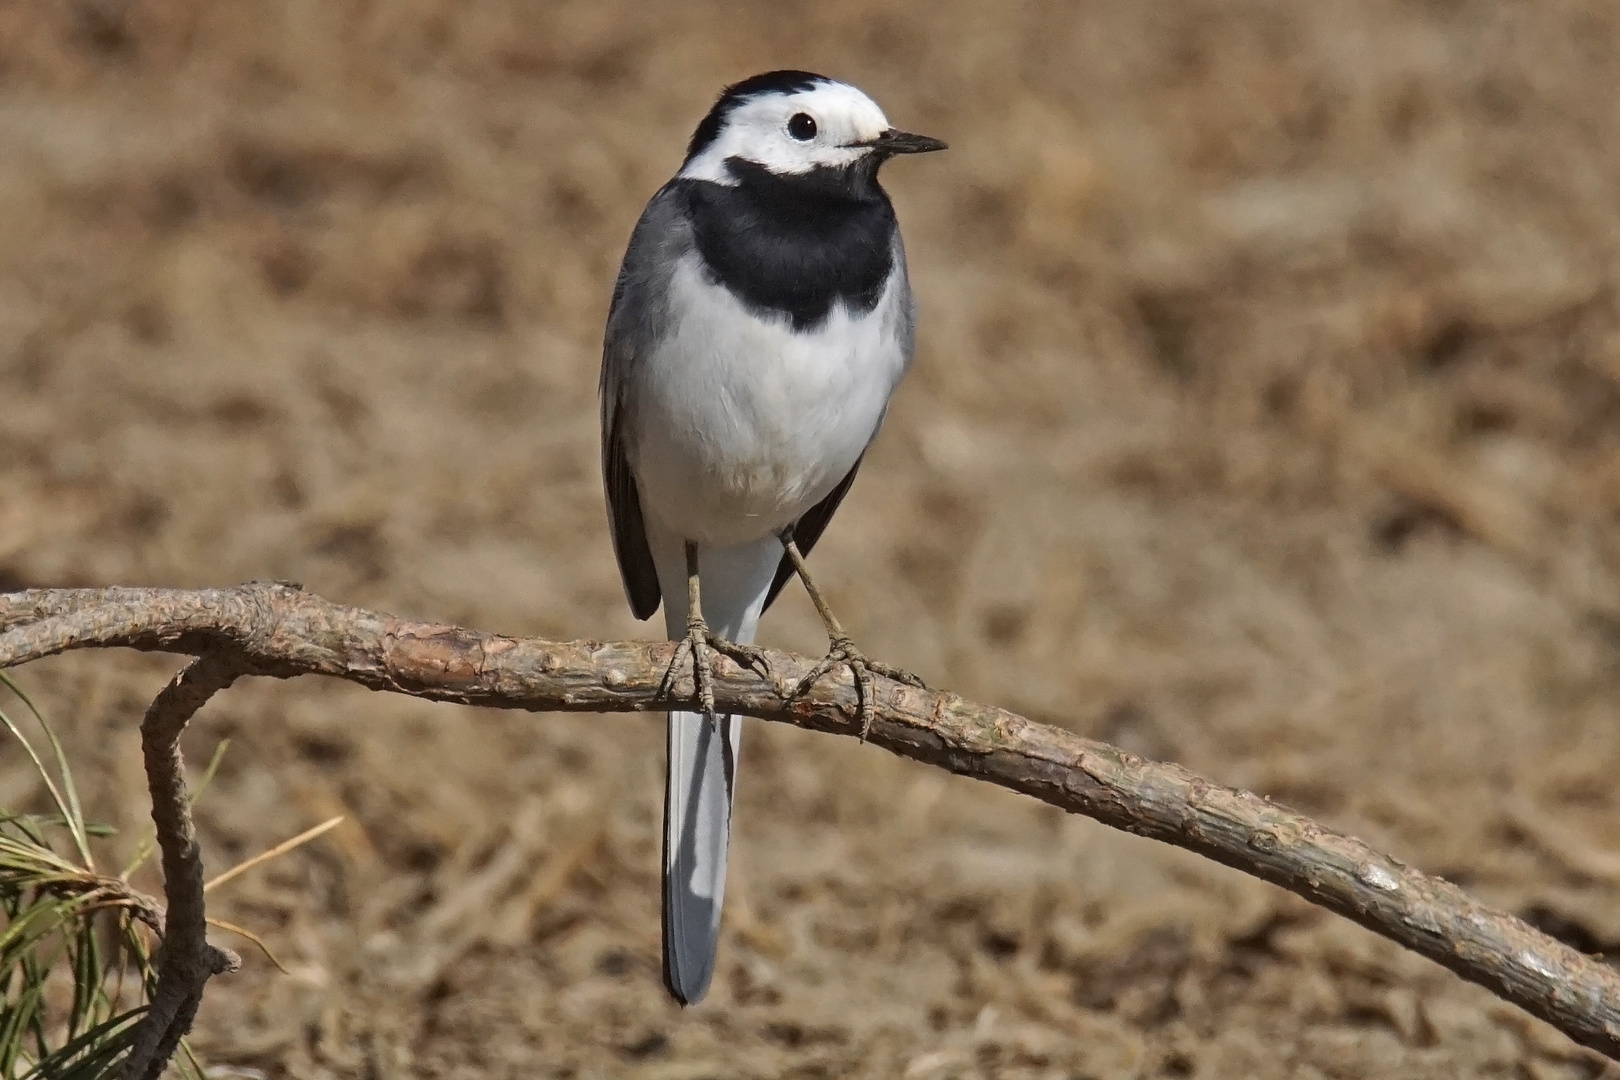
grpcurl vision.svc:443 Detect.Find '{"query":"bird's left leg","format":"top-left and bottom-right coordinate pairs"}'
top-left (777, 528), bottom-right (926, 739)
top-left (660, 541), bottom-right (772, 717)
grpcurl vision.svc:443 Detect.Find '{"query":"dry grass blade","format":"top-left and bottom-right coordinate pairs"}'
top-left (204, 815), bottom-right (344, 894)
top-left (205, 918), bottom-right (290, 974)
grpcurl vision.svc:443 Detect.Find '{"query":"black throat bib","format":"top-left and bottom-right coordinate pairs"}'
top-left (679, 159), bottom-right (898, 333)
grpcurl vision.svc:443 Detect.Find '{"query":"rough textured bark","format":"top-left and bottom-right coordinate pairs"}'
top-left (3, 582), bottom-right (1619, 1064)
top-left (123, 653), bottom-right (244, 1080)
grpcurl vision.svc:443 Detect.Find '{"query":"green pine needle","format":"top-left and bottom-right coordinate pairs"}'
top-left (0, 675), bottom-right (212, 1079)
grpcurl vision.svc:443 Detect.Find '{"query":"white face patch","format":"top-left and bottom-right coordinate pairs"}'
top-left (680, 81), bottom-right (891, 185)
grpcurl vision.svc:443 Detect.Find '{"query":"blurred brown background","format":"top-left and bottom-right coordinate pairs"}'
top-left (5, 1), bottom-right (1620, 1077)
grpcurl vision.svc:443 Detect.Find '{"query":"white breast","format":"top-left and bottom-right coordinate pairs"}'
top-left (627, 253), bottom-right (909, 545)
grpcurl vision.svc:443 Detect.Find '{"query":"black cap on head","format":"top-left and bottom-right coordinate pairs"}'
top-left (685, 70), bottom-right (830, 161)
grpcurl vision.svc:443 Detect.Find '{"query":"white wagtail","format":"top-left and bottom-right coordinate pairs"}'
top-left (599, 70), bottom-right (945, 1005)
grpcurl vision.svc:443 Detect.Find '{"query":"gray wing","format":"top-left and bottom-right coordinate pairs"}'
top-left (601, 183), bottom-right (694, 620)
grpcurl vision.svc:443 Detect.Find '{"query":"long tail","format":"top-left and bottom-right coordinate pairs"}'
top-left (651, 531), bottom-right (781, 1005)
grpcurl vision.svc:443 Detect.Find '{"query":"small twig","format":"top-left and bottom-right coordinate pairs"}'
top-left (120, 652), bottom-right (246, 1080)
top-left (3, 582), bottom-right (1620, 1063)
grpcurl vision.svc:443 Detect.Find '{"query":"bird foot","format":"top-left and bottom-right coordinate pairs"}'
top-left (791, 635), bottom-right (926, 741)
top-left (661, 616), bottom-right (772, 719)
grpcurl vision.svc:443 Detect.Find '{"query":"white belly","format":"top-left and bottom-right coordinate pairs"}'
top-left (628, 255), bottom-right (908, 545)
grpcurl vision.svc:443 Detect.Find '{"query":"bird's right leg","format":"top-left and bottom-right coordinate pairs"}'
top-left (777, 528), bottom-right (926, 740)
top-left (660, 541), bottom-right (771, 717)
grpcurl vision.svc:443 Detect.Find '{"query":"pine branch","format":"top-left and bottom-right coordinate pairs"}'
top-left (3, 581), bottom-right (1619, 1070)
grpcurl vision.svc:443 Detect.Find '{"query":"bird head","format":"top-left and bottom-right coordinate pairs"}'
top-left (680, 71), bottom-right (946, 187)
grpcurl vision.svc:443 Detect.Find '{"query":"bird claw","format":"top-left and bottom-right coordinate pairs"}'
top-left (660, 617), bottom-right (773, 720)
top-left (713, 637), bottom-right (773, 685)
top-left (791, 635), bottom-right (926, 742)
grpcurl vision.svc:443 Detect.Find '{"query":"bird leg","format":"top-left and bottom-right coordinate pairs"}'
top-left (778, 528), bottom-right (926, 740)
top-left (661, 541), bottom-right (772, 718)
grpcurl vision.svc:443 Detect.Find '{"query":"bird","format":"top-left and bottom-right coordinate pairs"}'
top-left (598, 70), bottom-right (945, 1006)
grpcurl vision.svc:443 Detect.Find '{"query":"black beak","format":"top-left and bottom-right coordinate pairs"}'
top-left (864, 128), bottom-right (948, 155)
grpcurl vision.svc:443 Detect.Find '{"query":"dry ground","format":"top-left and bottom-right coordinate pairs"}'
top-left (5, 1), bottom-right (1620, 1077)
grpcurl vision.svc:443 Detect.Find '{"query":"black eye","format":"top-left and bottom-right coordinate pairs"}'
top-left (787, 112), bottom-right (817, 141)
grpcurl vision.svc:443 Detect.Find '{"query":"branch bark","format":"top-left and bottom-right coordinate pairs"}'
top-left (122, 652), bottom-right (244, 1080)
top-left (3, 581), bottom-right (1619, 1065)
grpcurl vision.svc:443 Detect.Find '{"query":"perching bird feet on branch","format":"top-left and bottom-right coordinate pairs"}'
top-left (658, 545), bottom-right (772, 719)
top-left (661, 613), bottom-right (772, 718)
top-left (778, 530), bottom-right (926, 739)
top-left (791, 631), bottom-right (926, 739)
